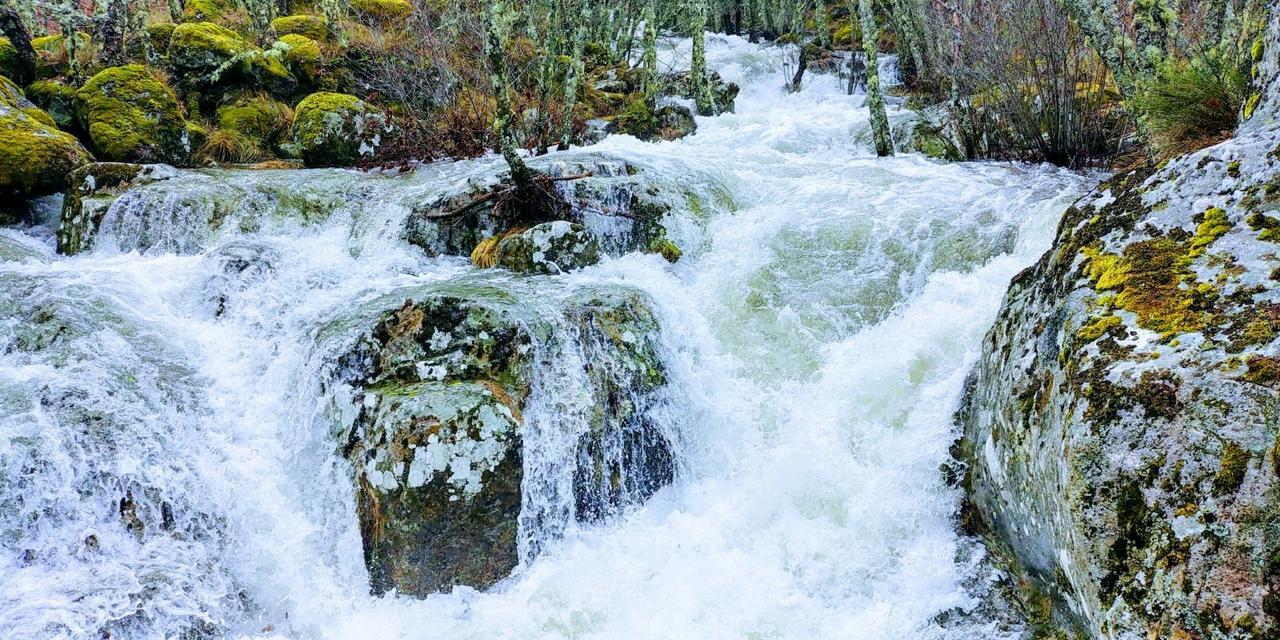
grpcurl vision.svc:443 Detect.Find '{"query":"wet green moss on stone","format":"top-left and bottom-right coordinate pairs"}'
top-left (216, 94), bottom-right (293, 149)
top-left (272, 15), bottom-right (329, 41)
top-left (0, 101), bottom-right (90, 197)
top-left (291, 91), bottom-right (389, 166)
top-left (25, 79), bottom-right (78, 129)
top-left (351, 0), bottom-right (413, 20)
top-left (277, 34), bottom-right (322, 79)
top-left (75, 65), bottom-right (190, 163)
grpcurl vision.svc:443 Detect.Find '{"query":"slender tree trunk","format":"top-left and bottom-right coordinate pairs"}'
top-left (0, 5), bottom-right (36, 84)
top-left (487, 0), bottom-right (535, 191)
top-left (858, 0), bottom-right (892, 155)
top-left (815, 0), bottom-right (830, 48)
top-left (642, 0), bottom-right (660, 108)
top-left (559, 5), bottom-right (588, 150)
top-left (691, 0), bottom-right (716, 115)
top-left (101, 0), bottom-right (127, 66)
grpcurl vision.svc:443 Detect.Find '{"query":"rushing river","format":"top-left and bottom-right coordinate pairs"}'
top-left (0, 35), bottom-right (1094, 639)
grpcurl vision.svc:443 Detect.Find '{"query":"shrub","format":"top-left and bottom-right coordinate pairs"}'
top-left (1129, 54), bottom-right (1250, 160)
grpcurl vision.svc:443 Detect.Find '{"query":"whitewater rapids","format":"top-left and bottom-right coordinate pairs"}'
top-left (0, 35), bottom-right (1094, 639)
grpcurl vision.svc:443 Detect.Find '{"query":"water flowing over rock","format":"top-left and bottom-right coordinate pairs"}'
top-left (331, 287), bottom-right (675, 595)
top-left (956, 62), bottom-right (1280, 637)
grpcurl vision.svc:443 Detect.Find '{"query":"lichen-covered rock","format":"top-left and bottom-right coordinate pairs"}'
top-left (0, 81), bottom-right (91, 199)
top-left (271, 14), bottom-right (329, 41)
top-left (955, 101), bottom-right (1280, 636)
top-left (654, 104), bottom-right (697, 141)
top-left (25, 78), bottom-right (78, 129)
top-left (75, 65), bottom-right (191, 163)
top-left (290, 91), bottom-right (389, 166)
top-left (1240, 6), bottom-right (1277, 133)
top-left (487, 221), bottom-right (600, 273)
top-left (146, 22), bottom-right (177, 54)
top-left (168, 22), bottom-right (295, 94)
top-left (661, 69), bottom-right (739, 114)
top-left (405, 159), bottom-right (678, 261)
top-left (334, 287), bottom-right (673, 596)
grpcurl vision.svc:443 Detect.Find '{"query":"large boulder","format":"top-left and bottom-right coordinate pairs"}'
top-left (75, 65), bottom-right (191, 164)
top-left (167, 22), bottom-right (295, 94)
top-left (0, 77), bottom-right (90, 200)
top-left (215, 94), bottom-right (293, 153)
top-left (955, 86), bottom-right (1280, 638)
top-left (271, 14), bottom-right (329, 41)
top-left (661, 70), bottom-right (739, 114)
top-left (333, 288), bottom-right (674, 596)
top-left (290, 91), bottom-right (390, 166)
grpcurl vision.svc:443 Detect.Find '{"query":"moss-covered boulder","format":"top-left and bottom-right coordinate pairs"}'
top-left (0, 97), bottom-right (91, 199)
top-left (31, 32), bottom-right (91, 80)
top-left (25, 78), bottom-right (78, 130)
top-left (168, 22), bottom-right (295, 94)
top-left (277, 33), bottom-right (322, 81)
top-left (484, 221), bottom-right (601, 274)
top-left (182, 0), bottom-right (234, 23)
top-left (146, 22), bottom-right (177, 55)
top-left (350, 0), bottom-right (413, 21)
top-left (271, 14), bottom-right (329, 41)
top-left (290, 91), bottom-right (389, 166)
top-left (661, 70), bottom-right (740, 115)
top-left (334, 287), bottom-right (673, 596)
top-left (215, 94), bottom-right (293, 152)
top-left (955, 104), bottom-right (1280, 636)
top-left (0, 37), bottom-right (20, 81)
top-left (75, 65), bottom-right (191, 163)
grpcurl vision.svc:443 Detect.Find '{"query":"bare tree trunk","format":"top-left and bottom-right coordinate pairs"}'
top-left (101, 0), bottom-right (127, 66)
top-left (0, 5), bottom-right (36, 84)
top-left (858, 0), bottom-right (893, 155)
top-left (691, 0), bottom-right (716, 115)
top-left (487, 0), bottom-right (535, 191)
top-left (559, 4), bottom-right (588, 150)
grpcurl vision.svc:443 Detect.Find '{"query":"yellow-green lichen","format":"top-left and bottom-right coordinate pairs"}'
top-left (1080, 237), bottom-right (1208, 337)
top-left (1188, 207), bottom-right (1232, 256)
top-left (1075, 315), bottom-right (1122, 343)
top-left (1244, 93), bottom-right (1262, 121)
top-left (278, 34), bottom-right (322, 79)
top-left (1213, 441), bottom-right (1250, 494)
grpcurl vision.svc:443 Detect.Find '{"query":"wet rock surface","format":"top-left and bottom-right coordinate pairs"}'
top-left (333, 287), bottom-right (675, 596)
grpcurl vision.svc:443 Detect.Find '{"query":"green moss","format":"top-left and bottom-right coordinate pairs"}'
top-left (1213, 441), bottom-right (1250, 494)
top-left (272, 15), bottom-right (329, 41)
top-left (351, 0), bottom-right (413, 20)
top-left (183, 0), bottom-right (234, 22)
top-left (169, 21), bottom-right (250, 71)
top-left (25, 79), bottom-right (78, 129)
top-left (1252, 38), bottom-right (1266, 63)
top-left (0, 103), bottom-right (90, 197)
top-left (0, 37), bottom-right (19, 81)
top-left (278, 33), bottom-right (322, 79)
top-left (30, 32), bottom-right (90, 79)
top-left (613, 96), bottom-right (658, 140)
top-left (146, 23), bottom-right (177, 55)
top-left (1227, 161), bottom-right (1241, 178)
top-left (291, 91), bottom-right (389, 166)
top-left (1244, 93), bottom-right (1262, 120)
top-left (75, 65), bottom-right (190, 163)
top-left (648, 237), bottom-right (682, 263)
top-left (216, 94), bottom-right (292, 148)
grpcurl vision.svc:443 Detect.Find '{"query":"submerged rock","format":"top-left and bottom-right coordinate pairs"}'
top-left (334, 288), bottom-right (674, 596)
top-left (56, 162), bottom-right (173, 255)
top-left (955, 58), bottom-right (1280, 638)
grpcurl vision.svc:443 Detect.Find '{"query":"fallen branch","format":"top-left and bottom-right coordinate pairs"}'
top-left (426, 171), bottom-right (594, 219)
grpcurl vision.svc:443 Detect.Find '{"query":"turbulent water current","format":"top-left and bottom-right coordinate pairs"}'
top-left (0, 36), bottom-right (1095, 639)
